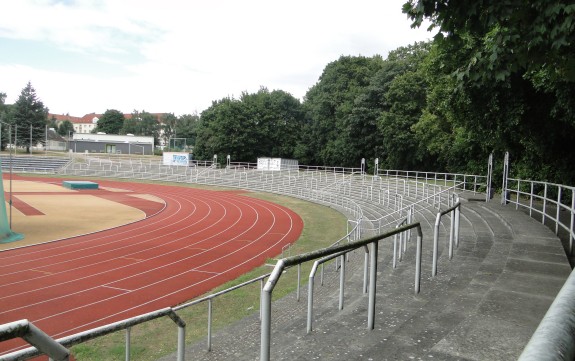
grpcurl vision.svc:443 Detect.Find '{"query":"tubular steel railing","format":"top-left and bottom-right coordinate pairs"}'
top-left (518, 267), bottom-right (575, 361)
top-left (0, 156), bottom-right (478, 360)
top-left (260, 223), bottom-right (424, 361)
top-left (1, 308), bottom-right (186, 361)
top-left (380, 169), bottom-right (488, 194)
top-left (503, 177), bottom-right (575, 255)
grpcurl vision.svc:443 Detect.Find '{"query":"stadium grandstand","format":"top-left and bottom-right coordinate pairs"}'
top-left (0, 152), bottom-right (573, 360)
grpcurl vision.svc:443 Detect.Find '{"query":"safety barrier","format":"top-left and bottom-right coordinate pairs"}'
top-left (260, 223), bottom-right (424, 361)
top-left (0, 308), bottom-right (186, 361)
top-left (518, 267), bottom-right (575, 361)
top-left (1, 155), bottom-right (485, 359)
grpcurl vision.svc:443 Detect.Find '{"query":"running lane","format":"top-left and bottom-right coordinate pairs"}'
top-left (0, 178), bottom-right (303, 355)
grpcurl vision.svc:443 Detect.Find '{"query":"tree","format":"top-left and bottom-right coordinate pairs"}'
top-left (299, 55), bottom-right (384, 166)
top-left (350, 42), bottom-right (431, 170)
top-left (94, 109), bottom-right (124, 134)
top-left (138, 111), bottom-right (161, 146)
top-left (58, 120), bottom-right (74, 137)
top-left (404, 0), bottom-right (575, 184)
top-left (10, 82), bottom-right (48, 152)
top-left (403, 0), bottom-right (575, 83)
top-left (175, 113), bottom-right (199, 150)
top-left (120, 110), bottom-right (161, 147)
top-left (378, 67), bottom-right (429, 170)
top-left (195, 88), bottom-right (304, 162)
top-left (0, 92), bottom-right (9, 151)
top-left (161, 113), bottom-right (178, 148)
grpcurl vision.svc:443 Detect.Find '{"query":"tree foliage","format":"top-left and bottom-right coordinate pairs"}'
top-left (120, 110), bottom-right (161, 146)
top-left (58, 120), bottom-right (74, 137)
top-left (403, 0), bottom-right (575, 83)
top-left (10, 82), bottom-right (48, 151)
top-left (297, 55), bottom-right (385, 167)
top-left (0, 92), bottom-right (8, 151)
top-left (403, 0), bottom-right (575, 183)
top-left (94, 109), bottom-right (124, 134)
top-left (2, 2), bottom-right (573, 185)
top-left (195, 88), bottom-right (304, 162)
top-left (174, 113), bottom-right (199, 149)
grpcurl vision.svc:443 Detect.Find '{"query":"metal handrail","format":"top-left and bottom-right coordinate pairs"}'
top-left (518, 267), bottom-right (575, 361)
top-left (3, 156), bottom-right (469, 360)
top-left (1, 308), bottom-right (186, 361)
top-left (260, 223), bottom-right (424, 361)
top-left (504, 177), bottom-right (575, 254)
top-left (380, 169), bottom-right (487, 193)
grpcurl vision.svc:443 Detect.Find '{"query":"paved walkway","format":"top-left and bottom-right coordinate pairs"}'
top-left (158, 196), bottom-right (572, 360)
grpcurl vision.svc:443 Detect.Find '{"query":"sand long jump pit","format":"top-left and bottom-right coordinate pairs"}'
top-left (0, 179), bottom-right (164, 251)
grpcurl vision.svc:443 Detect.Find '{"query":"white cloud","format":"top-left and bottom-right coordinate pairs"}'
top-left (0, 0), bottom-right (433, 116)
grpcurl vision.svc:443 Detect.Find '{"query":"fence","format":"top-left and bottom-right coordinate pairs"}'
top-left (0, 155), bottom-right (478, 360)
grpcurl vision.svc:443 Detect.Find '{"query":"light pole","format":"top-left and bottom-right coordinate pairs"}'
top-left (0, 120), bottom-right (13, 229)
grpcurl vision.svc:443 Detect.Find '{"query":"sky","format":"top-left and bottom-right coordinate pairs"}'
top-left (0, 0), bottom-right (433, 117)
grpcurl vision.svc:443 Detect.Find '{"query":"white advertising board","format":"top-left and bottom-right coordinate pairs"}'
top-left (163, 152), bottom-right (192, 166)
top-left (257, 157), bottom-right (298, 171)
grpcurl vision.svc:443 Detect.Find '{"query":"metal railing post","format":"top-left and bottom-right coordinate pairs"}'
top-left (261, 260), bottom-right (285, 361)
top-left (339, 254), bottom-right (345, 310)
top-left (125, 327), bottom-right (131, 361)
top-left (543, 183), bottom-right (548, 225)
top-left (432, 213), bottom-right (441, 277)
top-left (556, 187), bottom-right (562, 235)
top-left (367, 241), bottom-right (378, 329)
top-left (297, 263), bottom-right (301, 301)
top-left (177, 323), bottom-right (186, 361)
top-left (501, 151), bottom-right (509, 205)
top-left (415, 228), bottom-right (422, 294)
top-left (307, 266), bottom-right (316, 334)
top-left (455, 201), bottom-right (461, 247)
top-left (207, 299), bottom-right (212, 351)
top-left (449, 209), bottom-right (455, 260)
top-left (486, 153), bottom-right (493, 201)
top-left (363, 245), bottom-right (369, 294)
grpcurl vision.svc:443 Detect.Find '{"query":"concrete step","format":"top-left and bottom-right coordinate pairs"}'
top-left (158, 199), bottom-right (571, 361)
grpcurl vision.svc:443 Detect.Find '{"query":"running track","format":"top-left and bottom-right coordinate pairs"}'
top-left (0, 177), bottom-right (303, 355)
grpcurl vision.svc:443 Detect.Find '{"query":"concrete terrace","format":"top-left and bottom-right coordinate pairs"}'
top-left (56, 156), bottom-right (572, 360)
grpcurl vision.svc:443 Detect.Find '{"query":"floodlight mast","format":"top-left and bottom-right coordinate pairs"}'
top-left (0, 119), bottom-right (13, 228)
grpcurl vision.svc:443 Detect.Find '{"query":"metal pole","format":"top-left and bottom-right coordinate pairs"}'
top-left (415, 230), bottom-right (422, 294)
top-left (297, 263), bottom-right (301, 302)
top-left (363, 246), bottom-right (369, 294)
top-left (449, 209), bottom-right (455, 260)
top-left (367, 241), bottom-right (378, 329)
top-left (339, 254), bottom-right (345, 310)
top-left (432, 213), bottom-right (441, 277)
top-left (9, 125), bottom-right (13, 229)
top-left (307, 273), bottom-right (315, 333)
top-left (261, 261), bottom-right (285, 361)
top-left (455, 203), bottom-right (461, 247)
top-left (207, 299), bottom-right (212, 351)
top-left (177, 324), bottom-right (185, 361)
top-left (125, 327), bottom-right (131, 361)
top-left (556, 187), bottom-right (562, 235)
top-left (501, 151), bottom-right (509, 205)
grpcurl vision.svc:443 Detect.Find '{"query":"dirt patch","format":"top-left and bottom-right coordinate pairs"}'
top-left (0, 180), bottom-right (149, 251)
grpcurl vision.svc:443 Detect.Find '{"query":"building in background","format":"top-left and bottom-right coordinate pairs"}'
top-left (69, 133), bottom-right (154, 155)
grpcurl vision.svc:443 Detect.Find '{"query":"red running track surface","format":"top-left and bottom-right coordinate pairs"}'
top-left (0, 178), bottom-right (303, 356)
